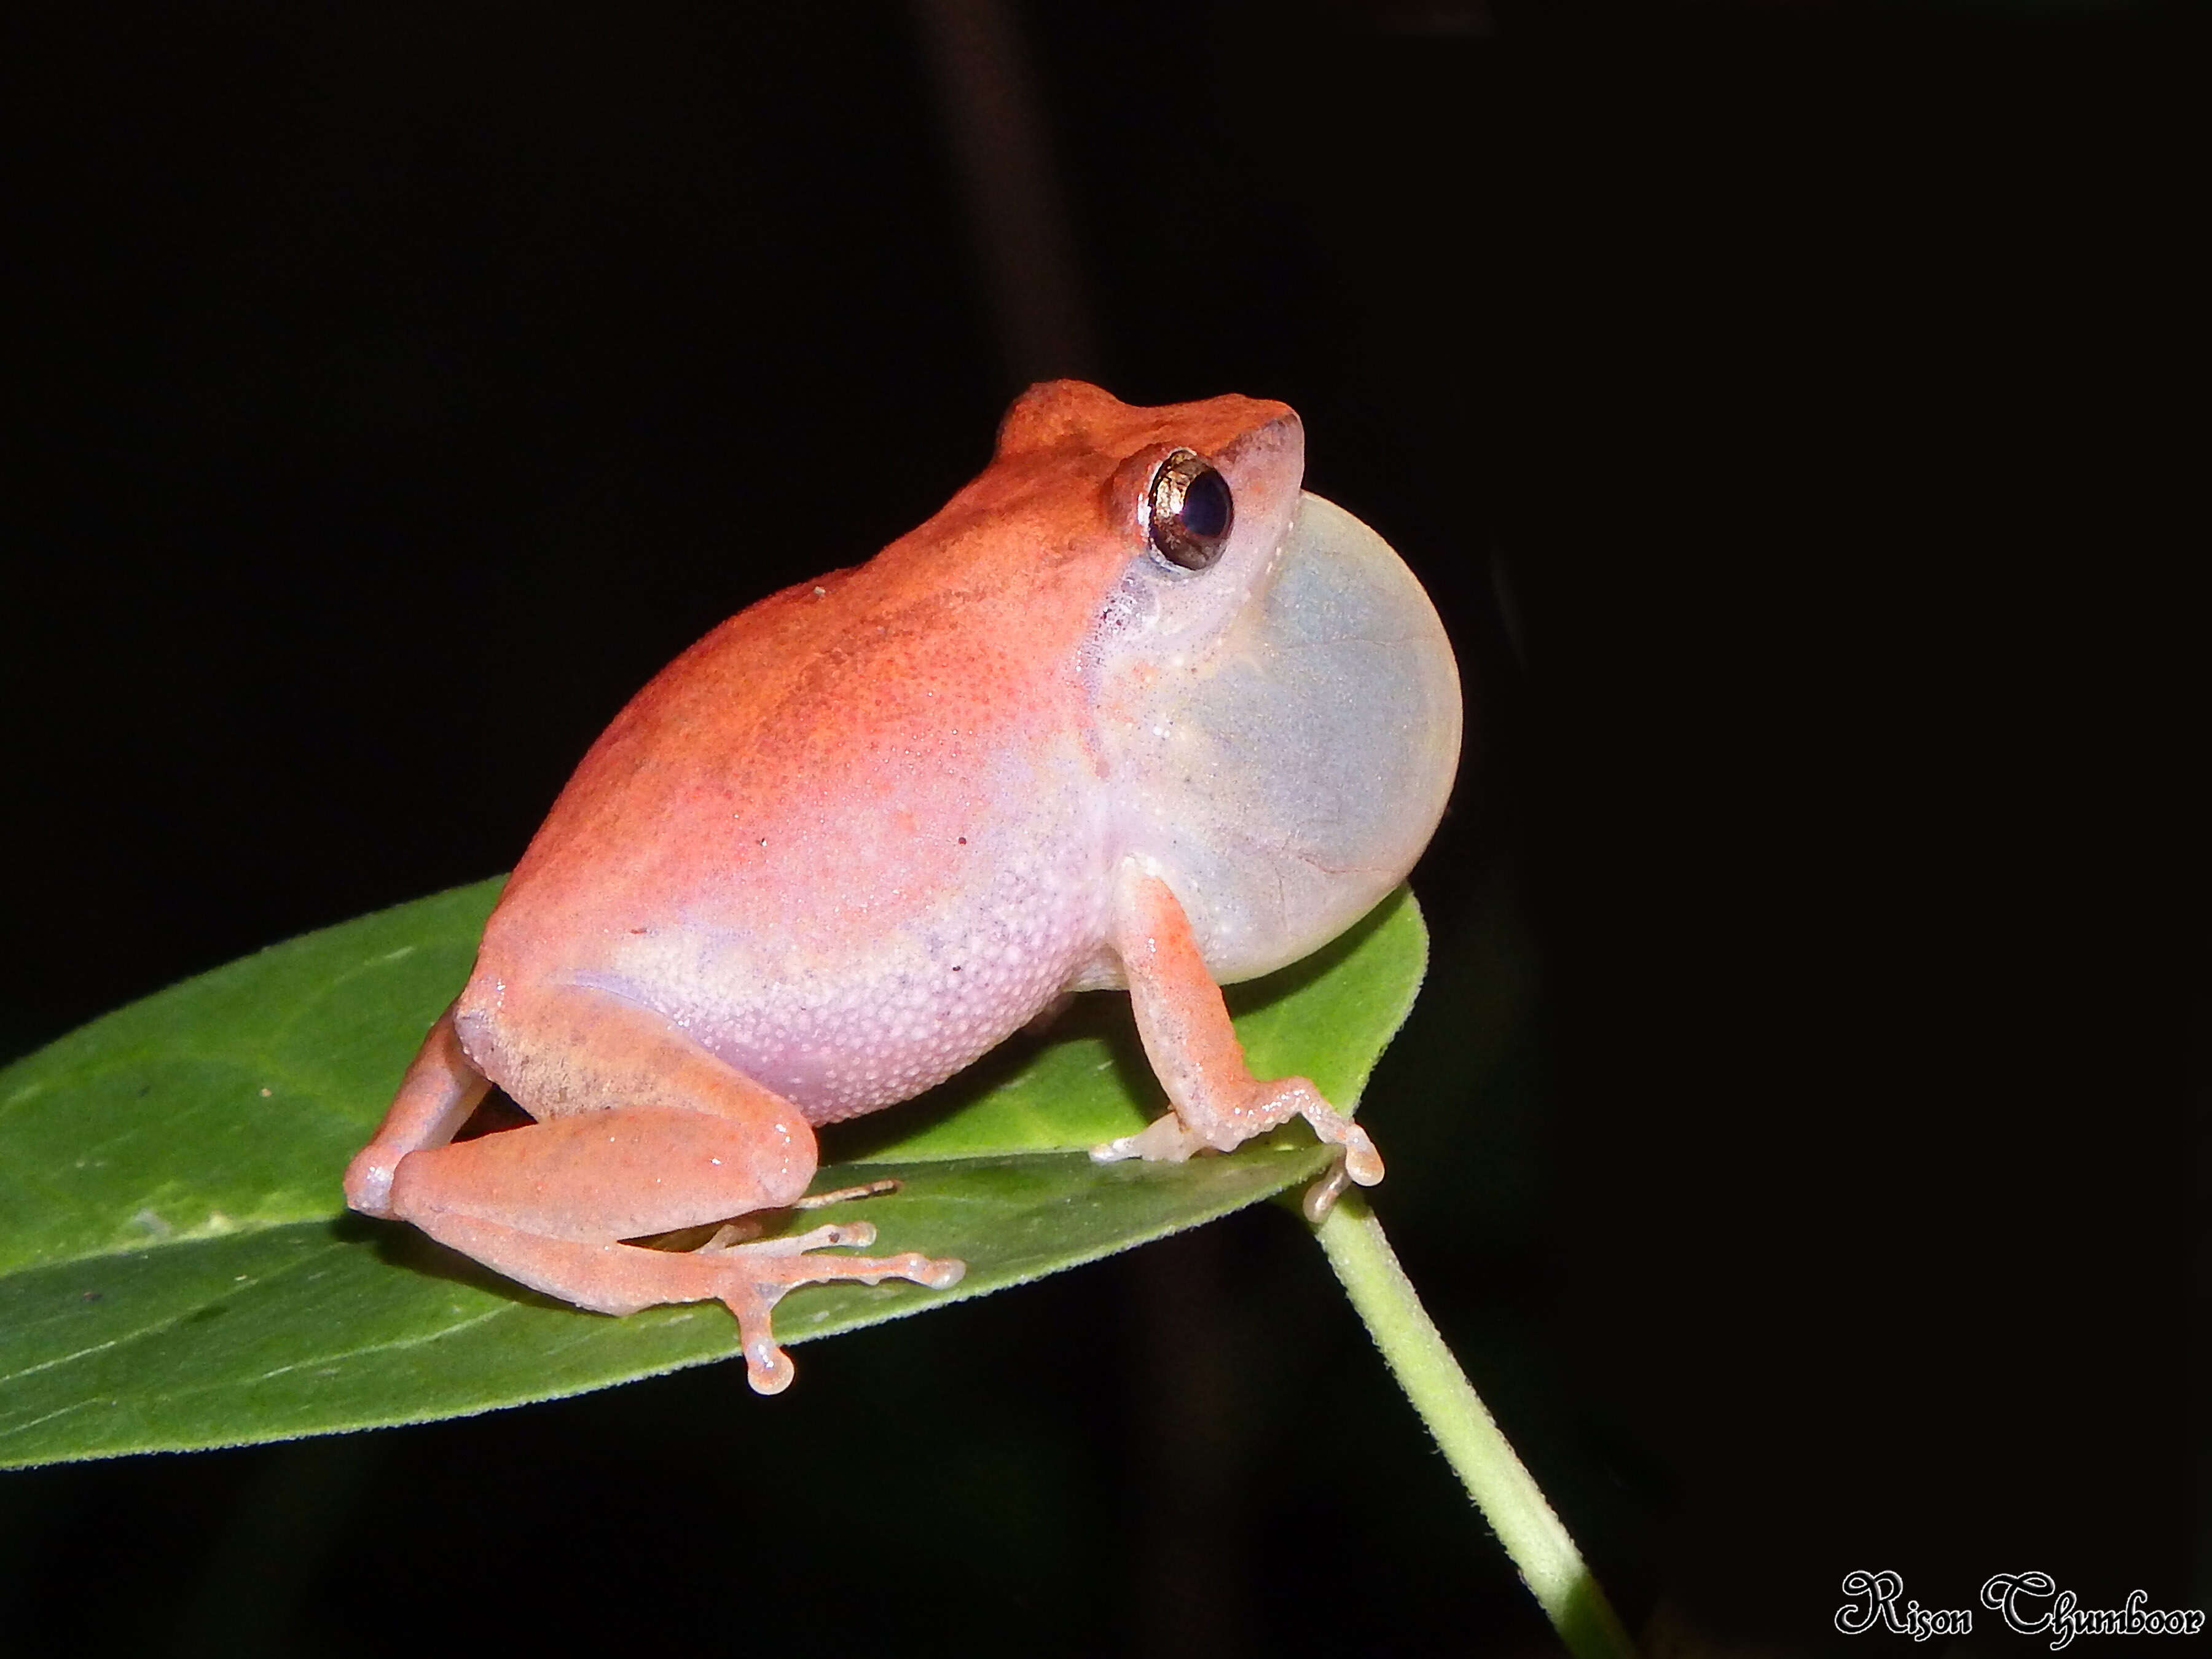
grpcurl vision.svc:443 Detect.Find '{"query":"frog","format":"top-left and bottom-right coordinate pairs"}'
top-left (343, 380), bottom-right (1461, 1394)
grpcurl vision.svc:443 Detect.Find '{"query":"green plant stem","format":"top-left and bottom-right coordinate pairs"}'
top-left (1316, 1195), bottom-right (1637, 1659)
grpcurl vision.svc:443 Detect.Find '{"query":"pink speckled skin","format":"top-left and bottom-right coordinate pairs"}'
top-left (342, 382), bottom-right (1457, 1393)
top-left (470, 382), bottom-right (1297, 1123)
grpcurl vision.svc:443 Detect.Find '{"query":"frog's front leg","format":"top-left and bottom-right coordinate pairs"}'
top-left (1089, 863), bottom-right (1384, 1219)
top-left (343, 989), bottom-right (963, 1394)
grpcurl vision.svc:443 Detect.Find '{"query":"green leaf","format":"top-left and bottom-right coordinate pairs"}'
top-left (0, 880), bottom-right (1427, 1468)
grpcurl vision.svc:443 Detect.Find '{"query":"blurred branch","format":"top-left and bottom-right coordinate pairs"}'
top-left (909, 0), bottom-right (1098, 387)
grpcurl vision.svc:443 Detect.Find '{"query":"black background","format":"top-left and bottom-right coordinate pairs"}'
top-left (1, 3), bottom-right (2197, 1655)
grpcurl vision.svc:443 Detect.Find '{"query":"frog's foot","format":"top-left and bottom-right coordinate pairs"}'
top-left (693, 1221), bottom-right (967, 1395)
top-left (1090, 1075), bottom-right (1382, 1211)
top-left (1267, 1080), bottom-right (1384, 1220)
top-left (399, 1208), bottom-right (963, 1394)
top-left (1092, 1079), bottom-right (1380, 1167)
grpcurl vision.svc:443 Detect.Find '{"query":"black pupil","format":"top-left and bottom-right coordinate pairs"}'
top-left (1180, 468), bottom-right (1231, 538)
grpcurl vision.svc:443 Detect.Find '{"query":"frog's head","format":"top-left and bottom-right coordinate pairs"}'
top-left (1049, 384), bottom-right (1462, 985)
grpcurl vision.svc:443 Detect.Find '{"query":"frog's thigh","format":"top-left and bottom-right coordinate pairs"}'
top-left (387, 981), bottom-right (820, 1233)
top-left (388, 1102), bottom-right (811, 1245)
top-left (1096, 863), bottom-right (1384, 1207)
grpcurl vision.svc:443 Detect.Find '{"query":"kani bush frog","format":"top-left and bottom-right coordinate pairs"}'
top-left (345, 381), bottom-right (1461, 1392)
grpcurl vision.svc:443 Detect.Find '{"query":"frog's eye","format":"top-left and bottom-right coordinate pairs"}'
top-left (1145, 449), bottom-right (1233, 571)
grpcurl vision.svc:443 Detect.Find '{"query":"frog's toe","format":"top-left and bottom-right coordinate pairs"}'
top-left (908, 1254), bottom-right (967, 1291)
top-left (699, 1219), bottom-right (764, 1252)
top-left (1090, 1113), bottom-right (1204, 1166)
top-left (846, 1249), bottom-right (964, 1292)
top-left (740, 1329), bottom-right (797, 1395)
top-left (1300, 1157), bottom-right (1354, 1223)
top-left (1341, 1126), bottom-right (1384, 1187)
top-left (719, 1220), bottom-right (871, 1258)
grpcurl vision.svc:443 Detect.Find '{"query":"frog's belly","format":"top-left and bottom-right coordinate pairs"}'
top-left (584, 852), bottom-right (1108, 1124)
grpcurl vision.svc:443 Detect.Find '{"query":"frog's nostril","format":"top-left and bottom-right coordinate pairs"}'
top-left (1145, 449), bottom-right (1234, 571)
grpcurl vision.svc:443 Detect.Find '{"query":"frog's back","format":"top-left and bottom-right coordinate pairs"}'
top-left (456, 380), bottom-right (1338, 1121)
top-left (466, 460), bottom-right (1126, 1120)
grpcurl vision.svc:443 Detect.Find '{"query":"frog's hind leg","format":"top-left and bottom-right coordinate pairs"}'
top-left (357, 984), bottom-right (963, 1394)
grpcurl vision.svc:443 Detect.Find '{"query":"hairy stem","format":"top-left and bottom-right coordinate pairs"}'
top-left (1316, 1196), bottom-right (1638, 1659)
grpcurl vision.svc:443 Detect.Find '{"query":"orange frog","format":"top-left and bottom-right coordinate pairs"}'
top-left (345, 381), bottom-right (1460, 1392)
